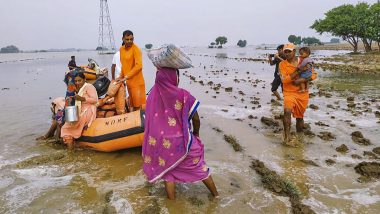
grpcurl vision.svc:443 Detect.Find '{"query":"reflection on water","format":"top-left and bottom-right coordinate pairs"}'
top-left (216, 53), bottom-right (228, 58)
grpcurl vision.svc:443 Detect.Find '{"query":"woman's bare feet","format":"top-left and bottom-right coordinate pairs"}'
top-left (165, 181), bottom-right (176, 200)
top-left (202, 175), bottom-right (219, 197)
top-left (63, 136), bottom-right (75, 150)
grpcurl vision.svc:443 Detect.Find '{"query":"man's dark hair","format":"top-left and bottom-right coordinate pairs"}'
top-left (75, 72), bottom-right (86, 80)
top-left (71, 56), bottom-right (75, 59)
top-left (299, 47), bottom-right (311, 54)
top-left (276, 45), bottom-right (284, 50)
top-left (123, 30), bottom-right (134, 37)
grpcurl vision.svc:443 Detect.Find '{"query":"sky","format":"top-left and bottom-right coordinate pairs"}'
top-left (0, 0), bottom-right (378, 50)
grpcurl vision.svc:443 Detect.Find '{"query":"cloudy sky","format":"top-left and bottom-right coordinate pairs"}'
top-left (0, 0), bottom-right (377, 50)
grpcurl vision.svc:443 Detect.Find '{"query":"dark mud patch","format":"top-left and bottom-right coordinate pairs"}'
top-left (302, 124), bottom-right (315, 138)
top-left (303, 129), bottom-right (316, 138)
top-left (315, 121), bottom-right (329, 127)
top-left (224, 87), bottom-right (233, 92)
top-left (351, 154), bottom-right (363, 159)
top-left (270, 99), bottom-right (282, 106)
top-left (223, 134), bottom-right (243, 152)
top-left (375, 111), bottom-right (380, 118)
top-left (354, 162), bottom-right (380, 181)
top-left (212, 127), bottom-right (223, 133)
top-left (363, 151), bottom-right (379, 159)
top-left (317, 132), bottom-right (336, 141)
top-left (250, 159), bottom-right (315, 214)
top-left (300, 159), bottom-right (320, 167)
top-left (325, 159), bottom-right (336, 166)
top-left (351, 131), bottom-right (371, 146)
top-left (16, 151), bottom-right (67, 168)
top-left (273, 113), bottom-right (284, 120)
top-left (373, 147), bottom-right (380, 155)
top-left (261, 117), bottom-right (280, 127)
top-left (188, 196), bottom-right (205, 207)
top-left (309, 104), bottom-right (319, 110)
top-left (336, 144), bottom-right (349, 153)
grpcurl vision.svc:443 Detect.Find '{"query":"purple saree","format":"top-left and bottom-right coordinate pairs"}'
top-left (142, 67), bottom-right (210, 183)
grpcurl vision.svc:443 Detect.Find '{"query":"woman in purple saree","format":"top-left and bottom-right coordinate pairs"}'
top-left (142, 67), bottom-right (219, 199)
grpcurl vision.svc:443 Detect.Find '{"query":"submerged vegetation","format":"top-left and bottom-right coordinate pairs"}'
top-left (223, 134), bottom-right (243, 152)
top-left (250, 159), bottom-right (316, 214)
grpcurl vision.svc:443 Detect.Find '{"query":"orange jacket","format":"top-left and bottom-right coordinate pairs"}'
top-left (119, 44), bottom-right (145, 87)
top-left (279, 58), bottom-right (317, 92)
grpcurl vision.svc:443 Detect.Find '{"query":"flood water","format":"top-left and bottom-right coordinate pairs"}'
top-left (0, 47), bottom-right (379, 213)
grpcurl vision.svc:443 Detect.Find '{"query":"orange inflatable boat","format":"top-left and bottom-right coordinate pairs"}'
top-left (77, 110), bottom-right (145, 152)
top-left (80, 66), bottom-right (97, 80)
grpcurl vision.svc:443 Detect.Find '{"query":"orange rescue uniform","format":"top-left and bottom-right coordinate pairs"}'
top-left (119, 44), bottom-right (146, 108)
top-left (279, 59), bottom-right (317, 118)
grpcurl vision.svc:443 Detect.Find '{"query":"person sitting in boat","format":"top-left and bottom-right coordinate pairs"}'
top-left (64, 68), bottom-right (81, 106)
top-left (61, 72), bottom-right (98, 149)
top-left (68, 56), bottom-right (78, 70)
top-left (36, 97), bottom-right (65, 141)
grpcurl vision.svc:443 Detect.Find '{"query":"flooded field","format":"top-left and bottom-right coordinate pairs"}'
top-left (0, 47), bottom-right (379, 213)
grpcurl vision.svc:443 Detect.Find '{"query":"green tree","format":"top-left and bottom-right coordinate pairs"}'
top-left (330, 38), bottom-right (340, 43)
top-left (0, 45), bottom-right (20, 53)
top-left (237, 40), bottom-right (247, 47)
top-left (302, 37), bottom-right (321, 45)
top-left (311, 4), bottom-right (368, 53)
top-left (368, 2), bottom-right (380, 50)
top-left (145, 44), bottom-right (153, 49)
top-left (354, 2), bottom-right (372, 52)
top-left (215, 36), bottom-right (228, 47)
top-left (288, 35), bottom-right (302, 45)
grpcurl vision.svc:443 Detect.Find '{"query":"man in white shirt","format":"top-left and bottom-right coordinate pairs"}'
top-left (111, 49), bottom-right (129, 100)
top-left (111, 51), bottom-right (122, 80)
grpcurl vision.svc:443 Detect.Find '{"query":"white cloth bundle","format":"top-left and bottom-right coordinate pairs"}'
top-left (147, 44), bottom-right (192, 69)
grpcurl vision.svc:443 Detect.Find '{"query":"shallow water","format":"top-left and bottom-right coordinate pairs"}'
top-left (0, 47), bottom-right (379, 213)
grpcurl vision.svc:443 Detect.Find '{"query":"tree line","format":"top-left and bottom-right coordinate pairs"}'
top-left (287, 35), bottom-right (322, 46)
top-left (0, 45), bottom-right (20, 53)
top-left (208, 36), bottom-right (249, 48)
top-left (311, 2), bottom-right (380, 53)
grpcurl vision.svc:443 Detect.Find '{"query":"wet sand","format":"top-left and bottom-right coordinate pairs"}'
top-left (0, 48), bottom-right (379, 213)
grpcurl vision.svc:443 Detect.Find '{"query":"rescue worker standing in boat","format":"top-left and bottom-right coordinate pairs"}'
top-left (116, 30), bottom-right (146, 112)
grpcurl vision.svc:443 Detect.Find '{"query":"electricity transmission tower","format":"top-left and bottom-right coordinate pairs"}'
top-left (98, 0), bottom-right (116, 54)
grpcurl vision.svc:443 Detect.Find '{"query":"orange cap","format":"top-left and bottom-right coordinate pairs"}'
top-left (283, 43), bottom-right (296, 51)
